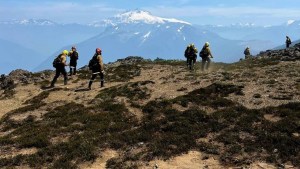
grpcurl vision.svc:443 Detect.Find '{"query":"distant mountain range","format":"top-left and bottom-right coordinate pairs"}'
top-left (0, 19), bottom-right (104, 73)
top-left (1, 10), bottom-right (300, 73)
top-left (36, 10), bottom-right (251, 70)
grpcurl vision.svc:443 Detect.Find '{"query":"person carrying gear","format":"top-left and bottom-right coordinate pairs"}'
top-left (286, 36), bottom-right (292, 48)
top-left (68, 46), bottom-right (79, 76)
top-left (184, 44), bottom-right (198, 70)
top-left (88, 48), bottom-right (105, 90)
top-left (244, 47), bottom-right (251, 59)
top-left (50, 50), bottom-right (69, 87)
top-left (184, 44), bottom-right (191, 68)
top-left (199, 42), bottom-right (213, 71)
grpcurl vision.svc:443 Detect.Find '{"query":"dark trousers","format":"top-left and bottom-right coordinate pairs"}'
top-left (188, 57), bottom-right (196, 70)
top-left (51, 67), bottom-right (67, 86)
top-left (69, 61), bottom-right (77, 75)
top-left (286, 43), bottom-right (290, 48)
top-left (201, 57), bottom-right (211, 71)
top-left (88, 72), bottom-right (104, 88)
top-left (69, 67), bottom-right (77, 75)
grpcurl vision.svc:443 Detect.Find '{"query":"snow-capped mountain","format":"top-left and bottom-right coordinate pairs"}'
top-left (0, 19), bottom-right (57, 26)
top-left (111, 10), bottom-right (191, 25)
top-left (88, 10), bottom-right (190, 28)
top-left (0, 19), bottom-right (105, 73)
top-left (241, 19), bottom-right (300, 45)
top-left (36, 10), bottom-right (249, 71)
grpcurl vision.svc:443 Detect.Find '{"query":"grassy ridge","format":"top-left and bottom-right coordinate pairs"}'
top-left (0, 80), bottom-right (299, 168)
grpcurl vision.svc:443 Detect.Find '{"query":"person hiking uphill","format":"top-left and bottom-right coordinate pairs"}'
top-left (286, 36), bottom-right (292, 48)
top-left (50, 50), bottom-right (69, 87)
top-left (244, 47), bottom-right (251, 59)
top-left (184, 44), bottom-right (198, 70)
top-left (200, 42), bottom-right (213, 71)
top-left (68, 46), bottom-right (79, 76)
top-left (88, 48), bottom-right (105, 90)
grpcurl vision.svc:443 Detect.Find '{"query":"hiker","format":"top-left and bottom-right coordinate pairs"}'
top-left (184, 44), bottom-right (198, 70)
top-left (199, 42), bottom-right (213, 71)
top-left (244, 47), bottom-right (251, 59)
top-left (68, 46), bottom-right (79, 76)
top-left (88, 48), bottom-right (104, 90)
top-left (286, 36), bottom-right (292, 48)
top-left (50, 50), bottom-right (69, 87)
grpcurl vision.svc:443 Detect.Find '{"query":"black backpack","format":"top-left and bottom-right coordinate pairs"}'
top-left (200, 47), bottom-right (208, 58)
top-left (88, 54), bottom-right (99, 70)
top-left (52, 54), bottom-right (62, 68)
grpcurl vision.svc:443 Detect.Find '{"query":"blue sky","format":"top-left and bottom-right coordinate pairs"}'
top-left (1, 0), bottom-right (300, 25)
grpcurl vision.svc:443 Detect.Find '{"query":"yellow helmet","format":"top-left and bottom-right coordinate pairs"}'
top-left (62, 50), bottom-right (69, 55)
top-left (205, 42), bottom-right (209, 47)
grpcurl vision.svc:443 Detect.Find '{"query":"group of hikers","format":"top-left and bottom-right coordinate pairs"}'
top-left (184, 42), bottom-right (213, 71)
top-left (50, 36), bottom-right (293, 89)
top-left (50, 46), bottom-right (104, 90)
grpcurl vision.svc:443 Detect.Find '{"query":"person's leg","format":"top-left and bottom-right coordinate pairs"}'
top-left (192, 57), bottom-right (196, 70)
top-left (73, 65), bottom-right (77, 75)
top-left (201, 58), bottom-right (206, 71)
top-left (69, 67), bottom-right (72, 76)
top-left (51, 68), bottom-right (61, 87)
top-left (188, 57), bottom-right (193, 70)
top-left (100, 72), bottom-right (104, 87)
top-left (88, 73), bottom-right (97, 89)
top-left (62, 68), bottom-right (68, 85)
top-left (186, 58), bottom-right (189, 67)
top-left (206, 57), bottom-right (211, 70)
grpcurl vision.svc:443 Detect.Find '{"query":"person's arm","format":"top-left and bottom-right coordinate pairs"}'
top-left (75, 52), bottom-right (79, 60)
top-left (61, 55), bottom-right (68, 66)
top-left (208, 48), bottom-right (213, 58)
top-left (98, 55), bottom-right (104, 71)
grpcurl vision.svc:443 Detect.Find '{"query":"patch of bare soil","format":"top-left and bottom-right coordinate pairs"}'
top-left (143, 151), bottom-right (221, 169)
top-left (79, 150), bottom-right (118, 169)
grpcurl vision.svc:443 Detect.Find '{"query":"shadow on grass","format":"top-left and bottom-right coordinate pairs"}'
top-left (0, 83), bottom-right (299, 168)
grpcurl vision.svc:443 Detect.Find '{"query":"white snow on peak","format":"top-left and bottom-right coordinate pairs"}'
top-left (287, 20), bottom-right (295, 25)
top-left (143, 31), bottom-right (151, 38)
top-left (0, 19), bottom-right (56, 26)
top-left (19, 19), bottom-right (55, 25)
top-left (114, 10), bottom-right (191, 25)
top-left (177, 25), bottom-right (185, 32)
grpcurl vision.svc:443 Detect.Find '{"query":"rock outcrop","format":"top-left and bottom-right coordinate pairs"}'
top-left (256, 43), bottom-right (300, 61)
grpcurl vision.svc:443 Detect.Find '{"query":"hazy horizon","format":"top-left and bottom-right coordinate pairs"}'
top-left (1, 0), bottom-right (300, 26)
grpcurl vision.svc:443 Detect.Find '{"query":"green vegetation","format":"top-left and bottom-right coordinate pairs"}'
top-left (96, 81), bottom-right (154, 102)
top-left (0, 75), bottom-right (299, 168)
top-left (77, 64), bottom-right (142, 82)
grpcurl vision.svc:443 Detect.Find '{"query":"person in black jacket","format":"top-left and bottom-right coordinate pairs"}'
top-left (88, 48), bottom-right (105, 90)
top-left (286, 36), bottom-right (292, 48)
top-left (68, 46), bottom-right (79, 76)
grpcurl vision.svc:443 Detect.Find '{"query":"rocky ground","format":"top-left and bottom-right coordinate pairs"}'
top-left (0, 48), bottom-right (299, 169)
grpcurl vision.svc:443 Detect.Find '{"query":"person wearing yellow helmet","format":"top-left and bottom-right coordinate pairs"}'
top-left (184, 43), bottom-right (198, 70)
top-left (199, 42), bottom-right (213, 71)
top-left (50, 49), bottom-right (69, 87)
top-left (244, 47), bottom-right (251, 59)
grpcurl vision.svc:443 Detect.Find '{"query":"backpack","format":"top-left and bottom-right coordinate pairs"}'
top-left (52, 54), bottom-right (62, 68)
top-left (88, 54), bottom-right (99, 70)
top-left (200, 47), bottom-right (209, 58)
